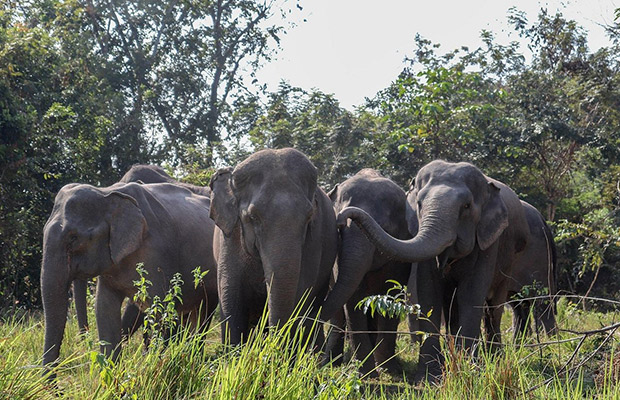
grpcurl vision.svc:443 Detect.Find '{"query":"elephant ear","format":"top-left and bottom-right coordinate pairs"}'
top-left (209, 167), bottom-right (238, 237)
top-left (477, 182), bottom-right (509, 251)
top-left (405, 196), bottom-right (419, 236)
top-left (326, 184), bottom-right (338, 201)
top-left (105, 191), bottom-right (147, 265)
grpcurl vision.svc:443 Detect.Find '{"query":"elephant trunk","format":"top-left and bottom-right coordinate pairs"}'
top-left (321, 225), bottom-right (375, 321)
top-left (338, 206), bottom-right (455, 263)
top-left (261, 244), bottom-right (303, 328)
top-left (41, 243), bottom-right (71, 371)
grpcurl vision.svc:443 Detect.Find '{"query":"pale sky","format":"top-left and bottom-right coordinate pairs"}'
top-left (256, 0), bottom-right (618, 110)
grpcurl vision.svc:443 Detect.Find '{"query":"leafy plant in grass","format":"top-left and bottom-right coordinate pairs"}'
top-left (356, 280), bottom-right (422, 321)
top-left (132, 263), bottom-right (184, 346)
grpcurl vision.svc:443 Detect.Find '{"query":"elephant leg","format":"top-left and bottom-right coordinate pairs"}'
top-left (415, 260), bottom-right (444, 384)
top-left (219, 289), bottom-right (249, 346)
top-left (443, 285), bottom-right (459, 335)
top-left (205, 289), bottom-right (219, 331)
top-left (511, 301), bottom-right (531, 342)
top-left (373, 314), bottom-right (401, 374)
top-left (536, 298), bottom-right (558, 336)
top-left (121, 302), bottom-right (144, 342)
top-left (323, 307), bottom-right (346, 367)
top-left (345, 290), bottom-right (377, 376)
top-left (95, 281), bottom-right (124, 360)
top-left (456, 251), bottom-right (498, 352)
top-left (73, 279), bottom-right (89, 334)
top-left (407, 263), bottom-right (421, 345)
top-left (485, 288), bottom-right (508, 352)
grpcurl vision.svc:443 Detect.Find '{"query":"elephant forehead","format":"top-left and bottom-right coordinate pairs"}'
top-left (418, 161), bottom-right (486, 186)
top-left (249, 188), bottom-right (312, 213)
top-left (59, 187), bottom-right (104, 216)
top-left (234, 149), bottom-right (317, 186)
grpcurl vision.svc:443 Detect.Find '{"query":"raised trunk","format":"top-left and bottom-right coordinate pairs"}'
top-left (41, 247), bottom-right (71, 371)
top-left (321, 225), bottom-right (375, 321)
top-left (338, 206), bottom-right (454, 263)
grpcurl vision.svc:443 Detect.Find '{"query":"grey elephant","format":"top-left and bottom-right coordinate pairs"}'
top-left (209, 148), bottom-right (338, 345)
top-left (338, 160), bottom-right (529, 382)
top-left (41, 181), bottom-right (218, 373)
top-left (484, 200), bottom-right (557, 340)
top-left (70, 164), bottom-right (213, 338)
top-left (323, 169), bottom-right (411, 374)
top-left (120, 164), bottom-right (211, 196)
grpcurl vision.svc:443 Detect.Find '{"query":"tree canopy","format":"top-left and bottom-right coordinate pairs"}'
top-left (1, 3), bottom-right (619, 310)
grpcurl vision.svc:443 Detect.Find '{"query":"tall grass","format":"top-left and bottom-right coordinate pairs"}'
top-left (2, 296), bottom-right (620, 399)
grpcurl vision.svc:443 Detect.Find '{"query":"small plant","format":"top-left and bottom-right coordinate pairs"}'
top-left (192, 266), bottom-right (209, 290)
top-left (132, 264), bottom-right (184, 346)
top-left (355, 280), bottom-right (421, 320)
top-left (511, 280), bottom-right (549, 302)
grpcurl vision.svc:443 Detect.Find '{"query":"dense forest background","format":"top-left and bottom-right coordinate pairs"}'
top-left (1, 1), bottom-right (619, 312)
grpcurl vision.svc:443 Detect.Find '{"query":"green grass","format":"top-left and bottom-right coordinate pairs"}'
top-left (2, 297), bottom-right (620, 399)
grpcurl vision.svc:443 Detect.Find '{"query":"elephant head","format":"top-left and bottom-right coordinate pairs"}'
top-left (209, 148), bottom-right (320, 329)
top-left (41, 183), bottom-right (146, 368)
top-left (339, 160), bottom-right (509, 267)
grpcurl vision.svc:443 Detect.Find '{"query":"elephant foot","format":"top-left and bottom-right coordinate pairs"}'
top-left (414, 354), bottom-right (444, 385)
top-left (359, 362), bottom-right (380, 379)
top-left (376, 357), bottom-right (402, 376)
top-left (319, 350), bottom-right (345, 368)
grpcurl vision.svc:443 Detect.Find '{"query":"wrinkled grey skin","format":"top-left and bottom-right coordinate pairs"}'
top-left (209, 148), bottom-right (338, 345)
top-left (484, 200), bottom-right (557, 340)
top-left (338, 160), bottom-right (529, 382)
top-left (323, 169), bottom-right (411, 374)
top-left (71, 164), bottom-right (213, 337)
top-left (41, 182), bottom-right (218, 374)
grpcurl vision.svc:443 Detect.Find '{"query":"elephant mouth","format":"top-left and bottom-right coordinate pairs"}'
top-left (436, 250), bottom-right (450, 272)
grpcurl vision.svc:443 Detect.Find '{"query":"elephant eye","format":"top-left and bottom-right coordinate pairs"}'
top-left (463, 203), bottom-right (471, 210)
top-left (243, 206), bottom-right (259, 223)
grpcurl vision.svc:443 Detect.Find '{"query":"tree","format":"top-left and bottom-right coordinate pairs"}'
top-left (81, 0), bottom-right (287, 165)
top-left (504, 9), bottom-right (620, 220)
top-left (247, 82), bottom-right (370, 187)
top-left (364, 35), bottom-right (515, 186)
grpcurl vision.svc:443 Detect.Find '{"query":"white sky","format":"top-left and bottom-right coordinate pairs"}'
top-left (256, 0), bottom-right (618, 110)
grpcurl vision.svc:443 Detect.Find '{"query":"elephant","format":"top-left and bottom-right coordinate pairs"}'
top-left (484, 200), bottom-right (557, 340)
top-left (209, 148), bottom-right (338, 346)
top-left (70, 164), bottom-right (212, 337)
top-left (120, 164), bottom-right (211, 197)
top-left (338, 160), bottom-right (529, 382)
top-left (41, 181), bottom-right (218, 374)
top-left (323, 169), bottom-right (411, 374)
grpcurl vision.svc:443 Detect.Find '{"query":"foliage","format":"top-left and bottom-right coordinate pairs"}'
top-left (0, 0), bottom-right (291, 311)
top-left (243, 82), bottom-right (373, 187)
top-left (356, 280), bottom-right (421, 321)
top-left (132, 264), bottom-right (184, 345)
top-left (1, 0), bottom-right (620, 314)
top-left (3, 298), bottom-right (620, 398)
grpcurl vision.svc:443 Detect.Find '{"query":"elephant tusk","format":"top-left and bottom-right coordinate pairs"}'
top-left (436, 251), bottom-right (452, 275)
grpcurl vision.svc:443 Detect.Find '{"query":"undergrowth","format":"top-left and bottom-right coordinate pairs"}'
top-left (2, 290), bottom-right (620, 398)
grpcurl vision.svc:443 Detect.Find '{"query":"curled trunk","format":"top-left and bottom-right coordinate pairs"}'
top-left (338, 206), bottom-right (454, 263)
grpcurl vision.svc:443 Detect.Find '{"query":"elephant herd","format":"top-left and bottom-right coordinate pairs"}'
top-left (41, 148), bottom-right (557, 383)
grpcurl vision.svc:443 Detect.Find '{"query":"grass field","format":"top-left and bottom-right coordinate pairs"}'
top-left (2, 296), bottom-right (620, 399)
